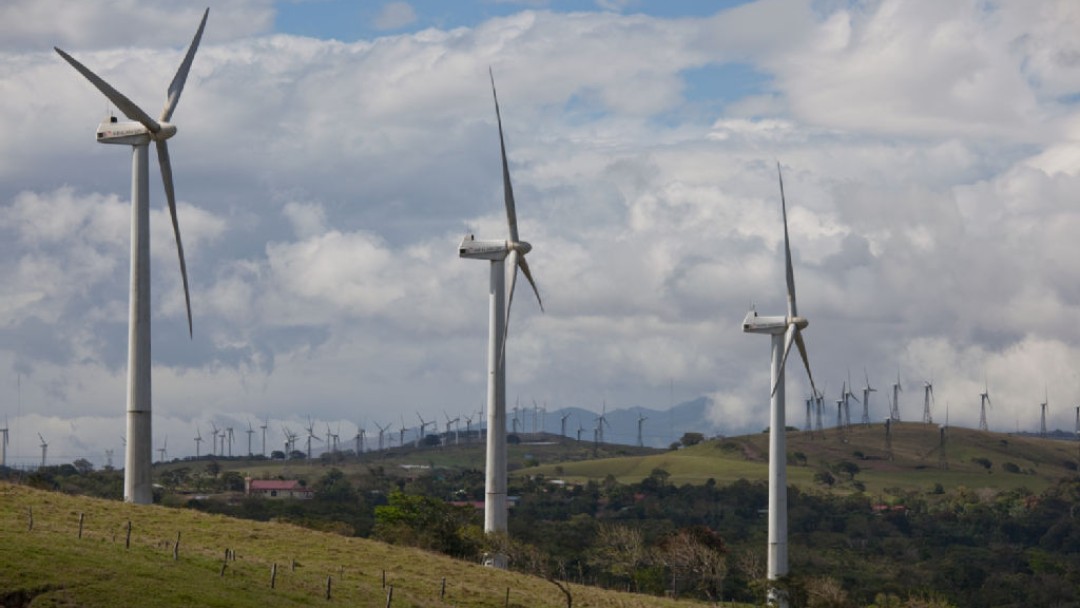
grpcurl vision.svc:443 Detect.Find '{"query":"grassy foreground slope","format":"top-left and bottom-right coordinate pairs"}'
top-left (0, 482), bottom-right (704, 608)
top-left (527, 423), bottom-right (1079, 495)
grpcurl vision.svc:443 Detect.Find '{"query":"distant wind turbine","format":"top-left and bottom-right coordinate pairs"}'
top-left (741, 163), bottom-right (818, 608)
top-left (38, 433), bottom-right (48, 469)
top-left (193, 427), bottom-right (202, 460)
top-left (923, 380), bottom-right (934, 424)
top-left (0, 417), bottom-right (8, 468)
top-left (890, 373), bottom-right (902, 421)
top-left (55, 8), bottom-right (208, 505)
top-left (861, 370), bottom-right (876, 426)
top-left (1040, 388), bottom-right (1048, 438)
top-left (458, 69), bottom-right (544, 568)
top-left (979, 382), bottom-right (992, 432)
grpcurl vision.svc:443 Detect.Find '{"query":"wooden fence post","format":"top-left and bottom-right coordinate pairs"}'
top-left (78, 512), bottom-right (84, 539)
top-left (27, 507), bottom-right (33, 531)
top-left (270, 563), bottom-right (277, 589)
top-left (505, 587), bottom-right (510, 607)
top-left (125, 520), bottom-right (132, 549)
top-left (173, 531), bottom-right (180, 560)
top-left (325, 575), bottom-right (332, 600)
top-left (385, 584), bottom-right (394, 608)
top-left (441, 577), bottom-right (446, 600)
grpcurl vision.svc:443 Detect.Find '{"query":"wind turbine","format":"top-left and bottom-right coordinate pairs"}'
top-left (458, 69), bottom-right (544, 568)
top-left (375, 421), bottom-right (389, 451)
top-left (209, 422), bottom-right (219, 456)
top-left (194, 427), bottom-right (202, 460)
top-left (979, 382), bottom-right (992, 432)
top-left (305, 419), bottom-right (321, 459)
top-left (861, 370), bottom-right (876, 426)
top-left (38, 433), bottom-right (48, 469)
top-left (560, 412), bottom-right (571, 438)
top-left (260, 416), bottom-right (269, 457)
top-left (596, 402), bottom-right (610, 444)
top-left (355, 424), bottom-right (365, 455)
top-left (741, 163), bottom-right (818, 608)
top-left (157, 436), bottom-right (168, 463)
top-left (225, 427), bottom-right (234, 458)
top-left (246, 420), bottom-right (254, 457)
top-left (842, 376), bottom-right (859, 428)
top-left (55, 8), bottom-right (208, 505)
top-left (890, 373), bottom-right (902, 421)
top-left (923, 380), bottom-right (934, 424)
top-left (576, 418), bottom-right (585, 442)
top-left (0, 417), bottom-right (8, 468)
top-left (1040, 388), bottom-right (1048, 438)
top-left (804, 395), bottom-right (814, 433)
top-left (463, 414), bottom-right (474, 443)
top-left (444, 412), bottom-right (460, 445)
top-left (637, 411), bottom-right (648, 447)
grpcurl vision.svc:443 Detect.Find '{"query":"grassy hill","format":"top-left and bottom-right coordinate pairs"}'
top-left (522, 423), bottom-right (1080, 496)
top-left (0, 481), bottom-right (709, 608)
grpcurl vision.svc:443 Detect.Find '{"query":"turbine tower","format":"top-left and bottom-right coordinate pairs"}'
top-left (1040, 389), bottom-right (1048, 438)
top-left (0, 417), bottom-right (8, 468)
top-left (842, 377), bottom-right (859, 428)
top-left (458, 70), bottom-right (543, 568)
top-left (861, 370), bottom-right (875, 426)
top-left (890, 373), bottom-right (902, 421)
top-left (246, 420), bottom-right (254, 457)
top-left (194, 427), bottom-right (202, 460)
top-left (157, 436), bottom-right (168, 463)
top-left (560, 412), bottom-right (571, 438)
top-left (55, 9), bottom-right (208, 504)
top-left (636, 411), bottom-right (648, 447)
top-left (979, 383), bottom-right (991, 432)
top-left (741, 163), bottom-right (818, 608)
top-left (38, 433), bottom-right (48, 469)
top-left (376, 422), bottom-right (389, 451)
top-left (260, 416), bottom-right (269, 456)
top-left (922, 380), bottom-right (934, 424)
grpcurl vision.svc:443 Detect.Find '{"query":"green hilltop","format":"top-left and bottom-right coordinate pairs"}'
top-left (0, 481), bottom-right (708, 608)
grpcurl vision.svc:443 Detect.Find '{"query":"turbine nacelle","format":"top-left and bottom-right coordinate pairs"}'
top-left (742, 310), bottom-right (809, 334)
top-left (96, 116), bottom-right (177, 145)
top-left (458, 235), bottom-right (533, 261)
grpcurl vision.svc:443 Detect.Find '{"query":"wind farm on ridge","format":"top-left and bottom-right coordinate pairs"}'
top-left (3, 2), bottom-right (1080, 607)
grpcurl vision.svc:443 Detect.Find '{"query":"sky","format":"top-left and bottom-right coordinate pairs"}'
top-left (1, 0), bottom-right (1079, 467)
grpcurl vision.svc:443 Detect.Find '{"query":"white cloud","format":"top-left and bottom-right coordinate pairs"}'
top-left (374, 2), bottom-right (418, 31)
top-left (1, 1), bottom-right (1079, 466)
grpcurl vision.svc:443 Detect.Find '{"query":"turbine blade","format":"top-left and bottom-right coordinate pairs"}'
top-left (489, 68), bottom-right (519, 243)
top-left (54, 47), bottom-right (161, 133)
top-left (156, 140), bottom-right (192, 337)
top-left (771, 324), bottom-right (797, 397)
top-left (777, 162), bottom-right (797, 319)
top-left (794, 329), bottom-right (817, 398)
top-left (517, 254), bottom-right (544, 312)
top-left (160, 7), bottom-right (209, 123)
top-left (498, 250), bottom-right (520, 368)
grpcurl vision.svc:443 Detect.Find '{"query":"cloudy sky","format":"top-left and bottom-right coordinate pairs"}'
top-left (1, 0), bottom-right (1079, 466)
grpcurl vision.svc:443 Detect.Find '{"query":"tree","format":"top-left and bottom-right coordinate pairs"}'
top-left (588, 524), bottom-right (647, 590)
top-left (73, 458), bottom-right (94, 475)
top-left (373, 491), bottom-right (481, 558)
top-left (662, 526), bottom-right (728, 601)
top-left (680, 432), bottom-right (705, 447)
top-left (314, 468), bottom-right (357, 503)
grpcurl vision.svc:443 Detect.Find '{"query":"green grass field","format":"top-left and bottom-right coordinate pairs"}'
top-left (0, 482), bottom-right (715, 607)
top-left (522, 424), bottom-right (1079, 497)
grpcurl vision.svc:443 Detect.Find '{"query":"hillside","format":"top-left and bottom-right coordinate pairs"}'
top-left (524, 423), bottom-right (1080, 495)
top-left (0, 481), bottom-right (714, 608)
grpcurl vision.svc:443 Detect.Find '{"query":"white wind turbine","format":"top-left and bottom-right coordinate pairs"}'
top-left (741, 163), bottom-right (818, 608)
top-left (55, 9), bottom-right (208, 504)
top-left (861, 370), bottom-right (876, 426)
top-left (979, 382), bottom-right (992, 432)
top-left (38, 433), bottom-right (48, 469)
top-left (458, 69), bottom-right (544, 568)
top-left (923, 380), bottom-right (935, 424)
top-left (0, 417), bottom-right (8, 468)
top-left (194, 427), bottom-right (202, 460)
top-left (1040, 388), bottom-right (1048, 438)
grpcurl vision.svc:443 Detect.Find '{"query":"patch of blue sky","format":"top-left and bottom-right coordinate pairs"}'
top-left (272, 1), bottom-right (759, 41)
top-left (641, 62), bottom-right (774, 129)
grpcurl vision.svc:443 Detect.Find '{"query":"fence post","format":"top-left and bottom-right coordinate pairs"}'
top-left (78, 512), bottom-right (84, 539)
top-left (325, 575), bottom-right (332, 600)
top-left (270, 563), bottom-right (277, 589)
top-left (173, 531), bottom-right (180, 560)
top-left (27, 507), bottom-right (33, 531)
top-left (441, 577), bottom-right (446, 600)
top-left (385, 584), bottom-right (394, 608)
top-left (125, 520), bottom-right (132, 549)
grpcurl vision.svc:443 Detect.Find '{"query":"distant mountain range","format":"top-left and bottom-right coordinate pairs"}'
top-left (508, 397), bottom-right (723, 449)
